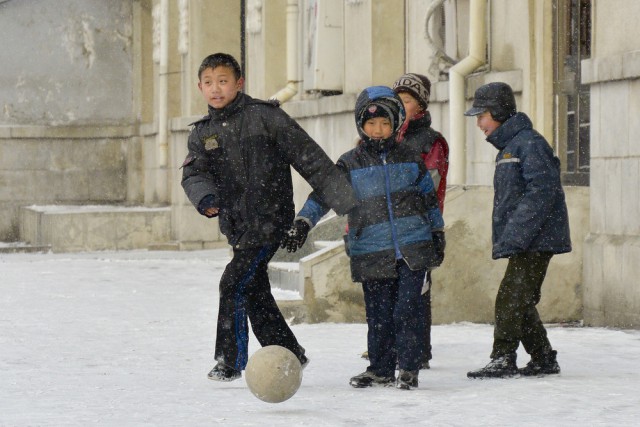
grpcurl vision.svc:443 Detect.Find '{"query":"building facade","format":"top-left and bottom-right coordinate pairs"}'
top-left (0, 0), bottom-right (638, 327)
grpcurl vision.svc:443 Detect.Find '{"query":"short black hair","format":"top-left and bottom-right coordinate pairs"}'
top-left (198, 53), bottom-right (242, 80)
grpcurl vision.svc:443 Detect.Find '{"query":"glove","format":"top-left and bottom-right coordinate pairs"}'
top-left (432, 231), bottom-right (446, 266)
top-left (281, 220), bottom-right (311, 253)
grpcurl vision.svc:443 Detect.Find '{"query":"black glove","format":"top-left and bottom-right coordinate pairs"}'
top-left (432, 231), bottom-right (446, 266)
top-left (281, 220), bottom-right (311, 253)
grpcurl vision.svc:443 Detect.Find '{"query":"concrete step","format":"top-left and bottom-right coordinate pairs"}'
top-left (0, 242), bottom-right (51, 253)
top-left (20, 205), bottom-right (171, 253)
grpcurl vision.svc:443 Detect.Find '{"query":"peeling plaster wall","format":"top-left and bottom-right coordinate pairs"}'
top-left (0, 0), bottom-right (133, 125)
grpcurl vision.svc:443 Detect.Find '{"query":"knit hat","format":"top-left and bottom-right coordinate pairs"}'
top-left (392, 73), bottom-right (431, 110)
top-left (360, 102), bottom-right (394, 127)
top-left (464, 82), bottom-right (517, 122)
top-left (355, 87), bottom-right (405, 136)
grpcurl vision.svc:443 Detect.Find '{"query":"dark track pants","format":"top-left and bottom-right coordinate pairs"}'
top-left (491, 251), bottom-right (554, 359)
top-left (214, 245), bottom-right (304, 370)
top-left (363, 260), bottom-right (426, 377)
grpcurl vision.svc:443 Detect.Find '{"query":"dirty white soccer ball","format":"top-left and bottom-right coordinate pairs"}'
top-left (245, 345), bottom-right (303, 403)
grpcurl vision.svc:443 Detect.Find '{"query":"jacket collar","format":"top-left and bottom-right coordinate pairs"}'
top-left (408, 110), bottom-right (432, 130)
top-left (486, 112), bottom-right (532, 150)
top-left (207, 92), bottom-right (245, 121)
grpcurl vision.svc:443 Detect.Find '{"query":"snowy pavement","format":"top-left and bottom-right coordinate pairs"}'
top-left (1, 249), bottom-right (639, 426)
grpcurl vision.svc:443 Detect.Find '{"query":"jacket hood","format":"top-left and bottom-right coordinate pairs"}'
top-left (354, 86), bottom-right (406, 153)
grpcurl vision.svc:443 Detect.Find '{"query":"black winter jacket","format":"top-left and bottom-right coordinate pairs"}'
top-left (181, 92), bottom-right (357, 249)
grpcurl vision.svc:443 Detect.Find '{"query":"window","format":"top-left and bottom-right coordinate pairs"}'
top-left (554, 0), bottom-right (592, 186)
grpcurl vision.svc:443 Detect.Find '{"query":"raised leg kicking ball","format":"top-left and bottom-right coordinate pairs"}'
top-left (245, 345), bottom-right (303, 403)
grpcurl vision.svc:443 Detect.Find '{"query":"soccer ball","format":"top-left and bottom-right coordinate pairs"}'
top-left (245, 345), bottom-right (303, 403)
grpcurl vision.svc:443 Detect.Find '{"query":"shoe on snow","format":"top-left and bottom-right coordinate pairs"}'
top-left (349, 371), bottom-right (394, 388)
top-left (207, 362), bottom-right (241, 382)
top-left (467, 354), bottom-right (518, 379)
top-left (519, 351), bottom-right (560, 377)
top-left (396, 370), bottom-right (419, 390)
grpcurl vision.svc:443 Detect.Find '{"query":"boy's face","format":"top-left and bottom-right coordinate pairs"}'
top-left (476, 110), bottom-right (501, 136)
top-left (198, 65), bottom-right (244, 109)
top-left (398, 92), bottom-right (422, 122)
top-left (363, 117), bottom-right (393, 139)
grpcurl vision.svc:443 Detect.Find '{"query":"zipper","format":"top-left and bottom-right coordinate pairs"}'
top-left (381, 152), bottom-right (402, 260)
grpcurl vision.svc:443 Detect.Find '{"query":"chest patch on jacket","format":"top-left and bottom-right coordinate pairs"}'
top-left (203, 135), bottom-right (219, 151)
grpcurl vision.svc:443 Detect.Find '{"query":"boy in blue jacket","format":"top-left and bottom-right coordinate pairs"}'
top-left (282, 86), bottom-right (445, 390)
top-left (464, 82), bottom-right (572, 379)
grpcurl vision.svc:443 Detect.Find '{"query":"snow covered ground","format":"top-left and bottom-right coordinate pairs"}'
top-left (1, 248), bottom-right (639, 426)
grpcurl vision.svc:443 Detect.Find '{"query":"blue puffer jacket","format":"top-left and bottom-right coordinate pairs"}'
top-left (297, 87), bottom-right (444, 281)
top-left (486, 112), bottom-right (572, 259)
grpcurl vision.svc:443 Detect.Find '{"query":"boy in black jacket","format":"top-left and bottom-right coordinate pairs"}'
top-left (464, 82), bottom-right (571, 379)
top-left (181, 53), bottom-right (357, 381)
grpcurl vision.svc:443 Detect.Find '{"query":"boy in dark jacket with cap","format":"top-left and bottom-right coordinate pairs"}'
top-left (282, 86), bottom-right (445, 390)
top-left (464, 82), bottom-right (572, 379)
top-left (181, 53), bottom-right (358, 382)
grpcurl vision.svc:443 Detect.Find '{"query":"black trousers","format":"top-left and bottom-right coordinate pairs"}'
top-left (214, 244), bottom-right (304, 370)
top-left (363, 260), bottom-right (426, 377)
top-left (491, 251), bottom-right (554, 359)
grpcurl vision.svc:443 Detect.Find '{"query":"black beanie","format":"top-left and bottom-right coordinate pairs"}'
top-left (392, 73), bottom-right (431, 110)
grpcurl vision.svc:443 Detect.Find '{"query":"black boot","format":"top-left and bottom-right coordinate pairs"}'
top-left (349, 370), bottom-right (395, 388)
top-left (207, 362), bottom-right (241, 382)
top-left (396, 370), bottom-right (419, 390)
top-left (467, 353), bottom-right (518, 379)
top-left (519, 350), bottom-right (560, 377)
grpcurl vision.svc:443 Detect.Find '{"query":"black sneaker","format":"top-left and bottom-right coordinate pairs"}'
top-left (519, 350), bottom-right (560, 377)
top-left (349, 371), bottom-right (395, 388)
top-left (207, 362), bottom-right (241, 382)
top-left (467, 354), bottom-right (518, 379)
top-left (396, 370), bottom-right (419, 390)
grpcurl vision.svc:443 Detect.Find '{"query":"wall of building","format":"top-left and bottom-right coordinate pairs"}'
top-left (0, 0), bottom-right (134, 126)
top-left (581, 1), bottom-right (640, 327)
top-left (0, 0), bottom-right (138, 240)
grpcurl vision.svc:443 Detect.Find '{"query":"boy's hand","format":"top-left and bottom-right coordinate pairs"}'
top-left (281, 220), bottom-right (310, 253)
top-left (197, 195), bottom-right (219, 217)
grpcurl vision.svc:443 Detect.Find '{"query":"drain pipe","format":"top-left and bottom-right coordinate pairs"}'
top-left (448, 0), bottom-right (487, 185)
top-left (269, 0), bottom-right (300, 103)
